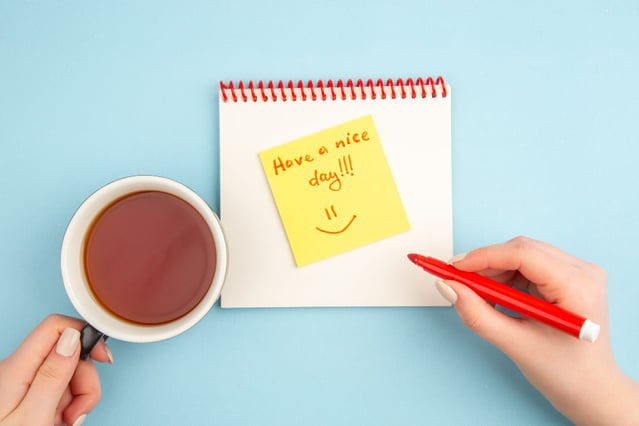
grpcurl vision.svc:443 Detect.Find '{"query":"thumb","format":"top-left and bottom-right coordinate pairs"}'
top-left (436, 279), bottom-right (535, 358)
top-left (18, 327), bottom-right (81, 418)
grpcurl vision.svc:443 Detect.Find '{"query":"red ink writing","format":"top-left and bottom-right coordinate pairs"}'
top-left (273, 154), bottom-right (314, 176)
top-left (309, 169), bottom-right (341, 191)
top-left (315, 204), bottom-right (357, 234)
top-left (338, 155), bottom-right (354, 176)
top-left (309, 155), bottom-right (355, 191)
top-left (335, 131), bottom-right (369, 149)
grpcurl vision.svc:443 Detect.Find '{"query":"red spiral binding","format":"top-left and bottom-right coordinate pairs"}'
top-left (220, 76), bottom-right (447, 103)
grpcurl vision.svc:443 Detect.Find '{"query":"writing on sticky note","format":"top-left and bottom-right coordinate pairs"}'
top-left (259, 115), bottom-right (410, 266)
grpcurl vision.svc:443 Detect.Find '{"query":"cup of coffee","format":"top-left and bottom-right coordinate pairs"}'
top-left (61, 176), bottom-right (227, 357)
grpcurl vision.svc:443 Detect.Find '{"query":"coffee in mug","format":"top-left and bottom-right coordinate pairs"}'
top-left (61, 176), bottom-right (227, 355)
top-left (83, 190), bottom-right (218, 325)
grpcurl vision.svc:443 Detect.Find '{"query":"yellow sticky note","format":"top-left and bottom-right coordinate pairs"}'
top-left (259, 115), bottom-right (410, 266)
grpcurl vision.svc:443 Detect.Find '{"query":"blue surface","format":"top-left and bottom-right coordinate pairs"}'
top-left (1, 1), bottom-right (638, 424)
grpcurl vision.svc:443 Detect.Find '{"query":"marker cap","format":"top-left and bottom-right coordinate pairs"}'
top-left (579, 319), bottom-right (600, 342)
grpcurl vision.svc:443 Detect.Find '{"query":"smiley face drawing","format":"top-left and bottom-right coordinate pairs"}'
top-left (315, 204), bottom-right (357, 234)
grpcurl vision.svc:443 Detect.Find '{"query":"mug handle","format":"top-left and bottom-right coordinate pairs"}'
top-left (80, 323), bottom-right (108, 360)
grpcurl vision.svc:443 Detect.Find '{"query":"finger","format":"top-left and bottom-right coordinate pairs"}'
top-left (496, 270), bottom-right (534, 291)
top-left (18, 328), bottom-right (81, 419)
top-left (454, 236), bottom-right (583, 273)
top-left (450, 237), bottom-right (578, 301)
top-left (522, 237), bottom-right (589, 266)
top-left (470, 268), bottom-right (513, 278)
top-left (88, 338), bottom-right (114, 364)
top-left (9, 315), bottom-right (112, 366)
top-left (438, 279), bottom-right (537, 359)
top-left (475, 269), bottom-right (532, 290)
top-left (3, 315), bottom-right (112, 383)
top-left (3, 315), bottom-right (84, 383)
top-left (62, 360), bottom-right (102, 426)
top-left (55, 388), bottom-right (74, 426)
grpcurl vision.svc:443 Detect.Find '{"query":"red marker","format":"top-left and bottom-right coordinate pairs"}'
top-left (407, 254), bottom-right (600, 342)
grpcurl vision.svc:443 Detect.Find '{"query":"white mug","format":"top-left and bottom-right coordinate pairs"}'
top-left (61, 176), bottom-right (227, 357)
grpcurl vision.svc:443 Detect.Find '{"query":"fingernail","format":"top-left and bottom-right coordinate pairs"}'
top-left (72, 414), bottom-right (87, 426)
top-left (56, 327), bottom-right (80, 357)
top-left (448, 253), bottom-right (467, 264)
top-left (104, 344), bottom-right (114, 364)
top-left (435, 280), bottom-right (458, 304)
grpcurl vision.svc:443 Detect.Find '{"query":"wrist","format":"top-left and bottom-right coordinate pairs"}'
top-left (560, 365), bottom-right (639, 425)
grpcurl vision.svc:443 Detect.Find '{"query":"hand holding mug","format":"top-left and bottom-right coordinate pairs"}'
top-left (0, 314), bottom-right (112, 426)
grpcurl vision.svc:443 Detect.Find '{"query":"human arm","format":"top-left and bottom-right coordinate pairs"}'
top-left (436, 236), bottom-right (639, 425)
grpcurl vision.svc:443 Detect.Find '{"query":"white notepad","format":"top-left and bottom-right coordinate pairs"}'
top-left (219, 77), bottom-right (452, 308)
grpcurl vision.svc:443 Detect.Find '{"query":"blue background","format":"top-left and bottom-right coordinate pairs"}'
top-left (1, 1), bottom-right (638, 425)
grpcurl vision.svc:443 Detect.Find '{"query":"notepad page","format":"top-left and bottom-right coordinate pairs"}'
top-left (219, 83), bottom-right (452, 308)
